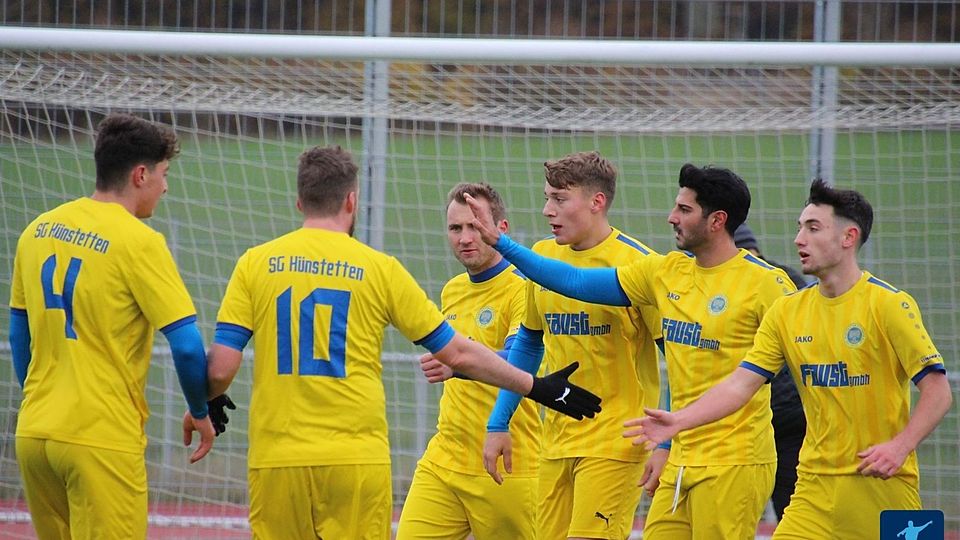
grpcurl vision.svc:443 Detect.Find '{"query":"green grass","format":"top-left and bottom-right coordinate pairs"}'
top-left (1, 129), bottom-right (958, 526)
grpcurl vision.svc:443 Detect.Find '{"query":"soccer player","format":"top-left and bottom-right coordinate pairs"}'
top-left (465, 163), bottom-right (798, 540)
top-left (204, 146), bottom-right (601, 540)
top-left (396, 182), bottom-right (541, 540)
top-left (8, 113), bottom-right (214, 539)
top-left (734, 223), bottom-right (807, 521)
top-left (482, 151), bottom-right (664, 540)
top-left (632, 179), bottom-right (952, 540)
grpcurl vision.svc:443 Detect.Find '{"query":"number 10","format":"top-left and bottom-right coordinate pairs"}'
top-left (276, 287), bottom-right (351, 378)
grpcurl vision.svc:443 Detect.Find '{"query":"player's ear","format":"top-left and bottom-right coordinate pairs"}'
top-left (842, 224), bottom-right (860, 249)
top-left (130, 164), bottom-right (148, 188)
top-left (295, 198), bottom-right (304, 214)
top-left (344, 190), bottom-right (358, 214)
top-left (497, 219), bottom-right (509, 234)
top-left (591, 191), bottom-right (607, 213)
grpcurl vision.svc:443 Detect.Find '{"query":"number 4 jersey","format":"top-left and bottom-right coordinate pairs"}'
top-left (9, 197), bottom-right (197, 454)
top-left (216, 227), bottom-right (448, 469)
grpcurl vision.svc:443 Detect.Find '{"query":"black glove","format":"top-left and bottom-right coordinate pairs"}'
top-left (207, 394), bottom-right (237, 436)
top-left (526, 361), bottom-right (601, 420)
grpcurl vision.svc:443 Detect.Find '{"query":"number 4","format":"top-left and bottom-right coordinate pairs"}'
top-left (41, 255), bottom-right (83, 339)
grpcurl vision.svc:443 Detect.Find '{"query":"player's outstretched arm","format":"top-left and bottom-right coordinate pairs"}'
top-left (857, 371), bottom-right (951, 479)
top-left (164, 321), bottom-right (216, 461)
top-left (463, 193), bottom-right (628, 307)
top-left (624, 367), bottom-right (766, 450)
top-left (434, 333), bottom-right (601, 420)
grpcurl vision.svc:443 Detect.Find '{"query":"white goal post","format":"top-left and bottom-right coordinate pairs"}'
top-left (1, 27), bottom-right (958, 536)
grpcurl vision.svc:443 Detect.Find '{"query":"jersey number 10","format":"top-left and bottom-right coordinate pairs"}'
top-left (276, 287), bottom-right (351, 378)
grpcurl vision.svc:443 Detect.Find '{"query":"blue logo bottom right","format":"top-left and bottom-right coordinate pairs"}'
top-left (879, 510), bottom-right (944, 540)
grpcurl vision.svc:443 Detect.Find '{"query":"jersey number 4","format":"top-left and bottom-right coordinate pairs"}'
top-left (276, 287), bottom-right (351, 378)
top-left (41, 254), bottom-right (83, 339)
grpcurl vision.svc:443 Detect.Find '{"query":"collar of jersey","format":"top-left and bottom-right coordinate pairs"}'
top-left (469, 257), bottom-right (511, 283)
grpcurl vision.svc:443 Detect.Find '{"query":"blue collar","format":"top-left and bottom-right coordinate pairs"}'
top-left (469, 257), bottom-right (510, 283)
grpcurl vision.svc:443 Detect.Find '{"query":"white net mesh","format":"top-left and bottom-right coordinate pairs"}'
top-left (1, 45), bottom-right (958, 536)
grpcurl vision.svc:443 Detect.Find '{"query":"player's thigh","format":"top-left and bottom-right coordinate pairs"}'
top-left (538, 457), bottom-right (576, 540)
top-left (250, 464), bottom-right (392, 540)
top-left (16, 437), bottom-right (70, 540)
top-left (833, 475), bottom-right (919, 540)
top-left (773, 473), bottom-right (835, 540)
top-left (396, 460), bottom-right (471, 540)
top-left (567, 457), bottom-right (645, 540)
top-left (459, 472), bottom-right (537, 540)
top-left (687, 463), bottom-right (775, 540)
top-left (642, 462), bottom-right (692, 540)
top-left (47, 439), bottom-right (148, 540)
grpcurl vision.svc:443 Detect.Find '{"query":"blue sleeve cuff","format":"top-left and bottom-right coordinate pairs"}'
top-left (415, 321), bottom-right (456, 354)
top-left (657, 441), bottom-right (672, 450)
top-left (165, 322), bottom-right (209, 418)
top-left (9, 308), bottom-right (31, 389)
top-left (487, 325), bottom-right (544, 432)
top-left (739, 361), bottom-right (776, 381)
top-left (214, 322), bottom-right (253, 352)
top-left (912, 363), bottom-right (946, 385)
top-left (159, 314), bottom-right (197, 335)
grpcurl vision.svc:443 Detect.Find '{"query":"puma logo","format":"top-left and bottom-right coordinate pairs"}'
top-left (555, 387), bottom-right (571, 404)
top-left (594, 511), bottom-right (610, 526)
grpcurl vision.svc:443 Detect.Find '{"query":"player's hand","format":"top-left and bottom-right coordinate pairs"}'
top-left (640, 447), bottom-right (669, 496)
top-left (856, 439), bottom-right (910, 479)
top-left (624, 408), bottom-right (679, 450)
top-left (207, 394), bottom-right (237, 436)
top-left (182, 411), bottom-right (215, 463)
top-left (419, 353), bottom-right (454, 383)
top-left (525, 361), bottom-right (601, 420)
top-left (482, 432), bottom-right (514, 485)
top-left (462, 193), bottom-right (502, 246)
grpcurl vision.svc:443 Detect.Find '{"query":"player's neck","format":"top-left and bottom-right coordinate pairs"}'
top-left (693, 236), bottom-right (740, 268)
top-left (90, 190), bottom-right (137, 216)
top-left (815, 258), bottom-right (862, 298)
top-left (569, 222), bottom-right (612, 251)
top-left (302, 215), bottom-right (351, 234)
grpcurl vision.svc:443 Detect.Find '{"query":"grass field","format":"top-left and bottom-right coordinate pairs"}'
top-left (1, 128), bottom-right (958, 532)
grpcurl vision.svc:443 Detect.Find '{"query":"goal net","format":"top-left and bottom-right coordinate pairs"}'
top-left (1, 36), bottom-right (958, 535)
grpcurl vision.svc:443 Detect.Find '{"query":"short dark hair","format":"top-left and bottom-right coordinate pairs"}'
top-left (806, 178), bottom-right (873, 246)
top-left (677, 163), bottom-right (751, 235)
top-left (94, 113), bottom-right (179, 192)
top-left (297, 146), bottom-right (359, 216)
top-left (447, 182), bottom-right (507, 223)
top-left (544, 151), bottom-right (616, 208)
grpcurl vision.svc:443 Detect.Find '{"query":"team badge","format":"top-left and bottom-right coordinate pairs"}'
top-left (844, 323), bottom-right (865, 347)
top-left (476, 306), bottom-right (495, 328)
top-left (707, 295), bottom-right (728, 315)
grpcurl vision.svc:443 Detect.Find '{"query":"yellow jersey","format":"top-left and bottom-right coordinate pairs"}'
top-left (421, 258), bottom-right (542, 476)
top-left (216, 227), bottom-right (448, 468)
top-left (10, 198), bottom-right (196, 454)
top-left (617, 249), bottom-right (796, 466)
top-left (526, 228), bottom-right (661, 461)
top-left (742, 272), bottom-right (945, 483)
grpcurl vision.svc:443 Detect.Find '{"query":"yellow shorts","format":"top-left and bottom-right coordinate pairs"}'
top-left (538, 456), bottom-right (645, 540)
top-left (396, 458), bottom-right (537, 540)
top-left (16, 436), bottom-right (147, 540)
top-left (643, 462), bottom-right (775, 540)
top-left (773, 471), bottom-right (920, 540)
top-left (248, 463), bottom-right (392, 540)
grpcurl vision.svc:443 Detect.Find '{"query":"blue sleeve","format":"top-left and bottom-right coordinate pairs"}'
top-left (657, 376), bottom-right (672, 450)
top-left (213, 322), bottom-right (252, 352)
top-left (495, 234), bottom-right (630, 306)
top-left (486, 325), bottom-right (544, 432)
top-left (162, 318), bottom-right (209, 419)
top-left (415, 321), bottom-right (456, 354)
top-left (9, 308), bottom-right (31, 389)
